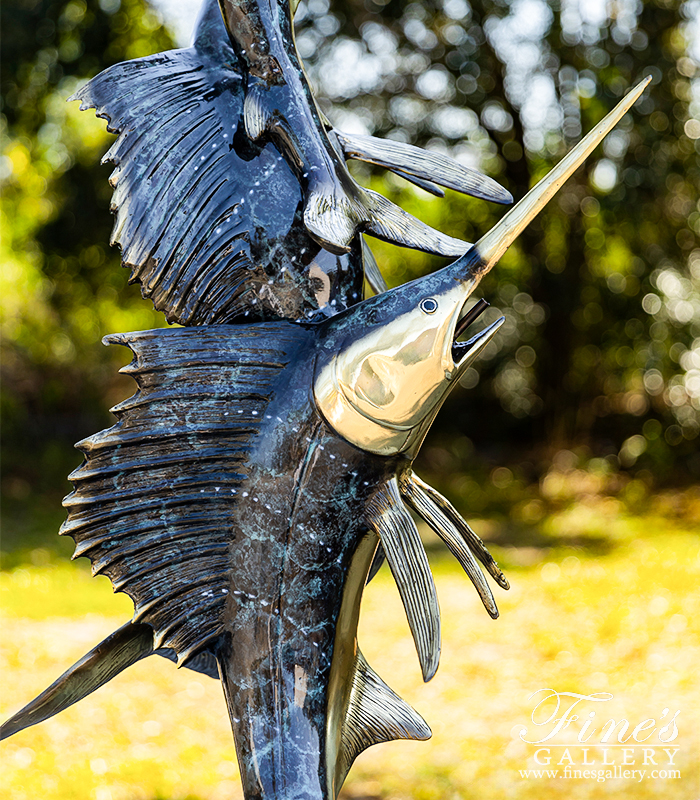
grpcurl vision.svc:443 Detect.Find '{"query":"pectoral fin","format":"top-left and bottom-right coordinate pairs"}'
top-left (362, 189), bottom-right (470, 257)
top-left (365, 478), bottom-right (441, 682)
top-left (400, 472), bottom-right (508, 618)
top-left (406, 472), bottom-right (509, 590)
top-left (303, 182), bottom-right (471, 257)
top-left (336, 131), bottom-right (513, 204)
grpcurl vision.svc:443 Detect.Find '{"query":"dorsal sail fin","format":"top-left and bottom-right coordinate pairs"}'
top-left (365, 478), bottom-right (441, 682)
top-left (61, 322), bottom-right (309, 667)
top-left (338, 650), bottom-right (431, 786)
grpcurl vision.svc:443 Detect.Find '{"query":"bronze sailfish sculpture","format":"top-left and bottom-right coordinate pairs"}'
top-left (1, 0), bottom-right (651, 795)
top-left (64, 0), bottom-right (511, 327)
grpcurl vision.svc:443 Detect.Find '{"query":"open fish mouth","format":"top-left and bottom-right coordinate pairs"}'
top-left (450, 297), bottom-right (504, 374)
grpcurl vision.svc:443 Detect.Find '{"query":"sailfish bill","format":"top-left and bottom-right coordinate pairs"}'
top-left (362, 237), bottom-right (389, 295)
top-left (470, 76), bottom-right (652, 277)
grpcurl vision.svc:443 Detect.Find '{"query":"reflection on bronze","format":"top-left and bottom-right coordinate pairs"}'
top-left (315, 287), bottom-right (504, 456)
top-left (1, 1), bottom-right (650, 797)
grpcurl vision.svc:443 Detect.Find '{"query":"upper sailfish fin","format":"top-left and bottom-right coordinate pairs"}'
top-left (71, 0), bottom-right (514, 321)
top-left (69, 0), bottom-right (365, 325)
top-left (365, 478), bottom-right (441, 682)
top-left (0, 622), bottom-right (153, 741)
top-left (337, 649), bottom-right (430, 787)
top-left (61, 322), bottom-right (309, 667)
top-left (335, 131), bottom-right (513, 205)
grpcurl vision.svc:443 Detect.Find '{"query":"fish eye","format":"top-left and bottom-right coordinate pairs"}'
top-left (420, 298), bottom-right (438, 314)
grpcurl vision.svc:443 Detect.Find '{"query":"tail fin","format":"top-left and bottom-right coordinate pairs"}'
top-left (0, 622), bottom-right (153, 740)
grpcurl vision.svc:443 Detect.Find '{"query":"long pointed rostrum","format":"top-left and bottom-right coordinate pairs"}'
top-left (400, 473), bottom-right (501, 618)
top-left (365, 478), bottom-right (441, 682)
top-left (467, 76), bottom-right (652, 278)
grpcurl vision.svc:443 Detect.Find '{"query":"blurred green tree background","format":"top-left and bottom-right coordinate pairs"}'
top-left (2, 0), bottom-right (699, 563)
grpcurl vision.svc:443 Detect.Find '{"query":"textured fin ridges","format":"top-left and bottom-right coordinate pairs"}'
top-left (243, 86), bottom-right (270, 140)
top-left (337, 130), bottom-right (513, 204)
top-left (406, 472), bottom-right (509, 590)
top-left (364, 189), bottom-right (470, 258)
top-left (62, 323), bottom-right (308, 664)
top-left (365, 478), bottom-right (441, 682)
top-left (68, 10), bottom-right (312, 326)
top-left (400, 473), bottom-right (501, 618)
top-left (338, 650), bottom-right (430, 783)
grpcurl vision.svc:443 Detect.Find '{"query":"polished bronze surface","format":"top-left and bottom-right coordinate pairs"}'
top-left (1, 2), bottom-right (651, 797)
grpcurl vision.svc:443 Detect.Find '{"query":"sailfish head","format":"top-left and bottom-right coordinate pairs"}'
top-left (315, 254), bottom-right (502, 457)
top-left (315, 76), bottom-right (651, 458)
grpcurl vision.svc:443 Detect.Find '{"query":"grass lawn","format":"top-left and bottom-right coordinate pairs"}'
top-left (1, 502), bottom-right (698, 800)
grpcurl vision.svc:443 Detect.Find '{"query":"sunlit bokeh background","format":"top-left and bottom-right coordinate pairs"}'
top-left (2, 0), bottom-right (699, 798)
